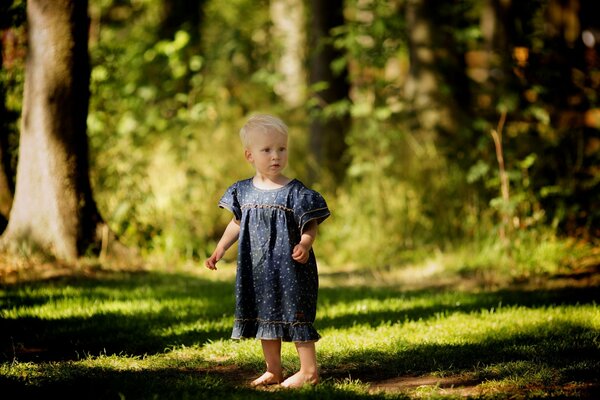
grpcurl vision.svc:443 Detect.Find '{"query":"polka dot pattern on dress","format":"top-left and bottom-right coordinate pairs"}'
top-left (218, 178), bottom-right (330, 342)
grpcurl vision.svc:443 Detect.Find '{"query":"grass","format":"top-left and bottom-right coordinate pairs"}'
top-left (1, 250), bottom-right (599, 399)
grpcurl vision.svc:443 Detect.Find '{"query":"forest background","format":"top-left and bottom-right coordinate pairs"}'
top-left (1, 0), bottom-right (599, 272)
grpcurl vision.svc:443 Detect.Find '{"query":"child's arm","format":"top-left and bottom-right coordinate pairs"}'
top-left (205, 218), bottom-right (241, 270)
top-left (292, 220), bottom-right (318, 264)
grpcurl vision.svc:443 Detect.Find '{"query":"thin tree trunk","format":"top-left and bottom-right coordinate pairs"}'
top-left (308, 0), bottom-right (350, 185)
top-left (481, 0), bottom-right (512, 55)
top-left (270, 0), bottom-right (306, 108)
top-left (490, 111), bottom-right (510, 242)
top-left (1, 0), bottom-right (106, 262)
top-left (404, 0), bottom-right (467, 136)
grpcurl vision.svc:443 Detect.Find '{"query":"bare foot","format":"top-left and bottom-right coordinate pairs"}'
top-left (280, 371), bottom-right (319, 388)
top-left (250, 371), bottom-right (284, 387)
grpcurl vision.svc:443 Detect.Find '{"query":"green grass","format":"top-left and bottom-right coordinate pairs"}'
top-left (1, 257), bottom-right (599, 399)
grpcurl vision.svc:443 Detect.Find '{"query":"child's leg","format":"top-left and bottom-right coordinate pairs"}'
top-left (251, 339), bottom-right (284, 386)
top-left (281, 341), bottom-right (319, 388)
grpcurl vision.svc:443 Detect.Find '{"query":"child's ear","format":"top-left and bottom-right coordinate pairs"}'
top-left (244, 149), bottom-right (253, 162)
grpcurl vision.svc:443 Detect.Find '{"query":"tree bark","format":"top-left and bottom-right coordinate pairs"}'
top-left (308, 0), bottom-right (350, 185)
top-left (404, 0), bottom-right (468, 136)
top-left (270, 0), bottom-right (306, 108)
top-left (481, 0), bottom-right (512, 55)
top-left (1, 0), bottom-right (105, 262)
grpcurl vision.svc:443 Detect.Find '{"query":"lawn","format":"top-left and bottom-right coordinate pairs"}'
top-left (1, 256), bottom-right (599, 399)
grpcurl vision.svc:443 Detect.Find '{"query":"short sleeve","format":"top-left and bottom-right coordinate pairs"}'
top-left (294, 189), bottom-right (330, 232)
top-left (218, 183), bottom-right (242, 220)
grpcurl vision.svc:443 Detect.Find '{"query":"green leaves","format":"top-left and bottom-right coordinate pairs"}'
top-left (30, 0), bottom-right (599, 264)
top-left (467, 160), bottom-right (491, 184)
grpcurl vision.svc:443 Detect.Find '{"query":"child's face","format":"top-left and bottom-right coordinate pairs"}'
top-left (244, 128), bottom-right (288, 178)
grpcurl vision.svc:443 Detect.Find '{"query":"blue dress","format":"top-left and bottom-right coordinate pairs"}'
top-left (218, 178), bottom-right (330, 342)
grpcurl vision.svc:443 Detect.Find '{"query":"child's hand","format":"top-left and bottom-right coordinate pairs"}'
top-left (205, 248), bottom-right (224, 270)
top-left (292, 243), bottom-right (310, 264)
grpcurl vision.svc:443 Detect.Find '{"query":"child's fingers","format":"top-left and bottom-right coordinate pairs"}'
top-left (292, 246), bottom-right (302, 255)
top-left (292, 245), bottom-right (301, 257)
top-left (205, 258), bottom-right (218, 270)
top-left (292, 248), bottom-right (309, 264)
top-left (205, 249), bottom-right (224, 270)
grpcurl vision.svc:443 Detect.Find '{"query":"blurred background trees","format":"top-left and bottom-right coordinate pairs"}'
top-left (0, 0), bottom-right (24, 232)
top-left (0, 0), bottom-right (598, 267)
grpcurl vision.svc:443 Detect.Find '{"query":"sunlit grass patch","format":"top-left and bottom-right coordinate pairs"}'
top-left (1, 261), bottom-right (599, 399)
top-left (0, 270), bottom-right (236, 363)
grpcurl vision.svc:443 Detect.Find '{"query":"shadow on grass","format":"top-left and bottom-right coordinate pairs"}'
top-left (0, 271), bottom-right (236, 362)
top-left (0, 364), bottom-right (400, 400)
top-left (1, 321), bottom-right (598, 399)
top-left (2, 270), bottom-right (600, 362)
top-left (1, 269), bottom-right (599, 398)
top-left (314, 283), bottom-right (600, 392)
top-left (320, 319), bottom-right (600, 379)
top-left (316, 284), bottom-right (600, 330)
top-left (317, 320), bottom-right (600, 400)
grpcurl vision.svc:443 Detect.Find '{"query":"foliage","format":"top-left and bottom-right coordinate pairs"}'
top-left (1, 0), bottom-right (598, 265)
top-left (0, 0), bottom-right (26, 175)
top-left (87, 0), bottom-right (277, 261)
top-left (321, 0), bottom-right (600, 266)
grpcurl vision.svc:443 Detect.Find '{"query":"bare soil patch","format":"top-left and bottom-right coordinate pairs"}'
top-left (368, 374), bottom-right (482, 397)
top-left (365, 374), bottom-right (600, 398)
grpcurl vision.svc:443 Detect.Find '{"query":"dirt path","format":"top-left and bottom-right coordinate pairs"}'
top-left (368, 374), bottom-right (483, 397)
top-left (365, 374), bottom-right (600, 398)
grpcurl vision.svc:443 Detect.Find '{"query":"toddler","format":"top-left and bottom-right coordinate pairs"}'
top-left (205, 114), bottom-right (330, 388)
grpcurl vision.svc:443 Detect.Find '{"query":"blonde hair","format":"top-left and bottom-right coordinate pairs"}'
top-left (239, 114), bottom-right (288, 147)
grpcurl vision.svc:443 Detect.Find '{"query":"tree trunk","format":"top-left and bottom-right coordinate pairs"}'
top-left (308, 0), bottom-right (350, 185)
top-left (270, 0), bottom-right (306, 108)
top-left (404, 0), bottom-right (467, 136)
top-left (1, 0), bottom-right (105, 262)
top-left (481, 0), bottom-right (512, 55)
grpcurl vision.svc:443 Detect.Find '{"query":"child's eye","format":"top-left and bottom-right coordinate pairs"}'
top-left (279, 147), bottom-right (286, 152)
top-left (262, 148), bottom-right (270, 152)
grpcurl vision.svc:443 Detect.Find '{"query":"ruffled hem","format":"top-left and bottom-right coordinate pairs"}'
top-left (231, 319), bottom-right (321, 342)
